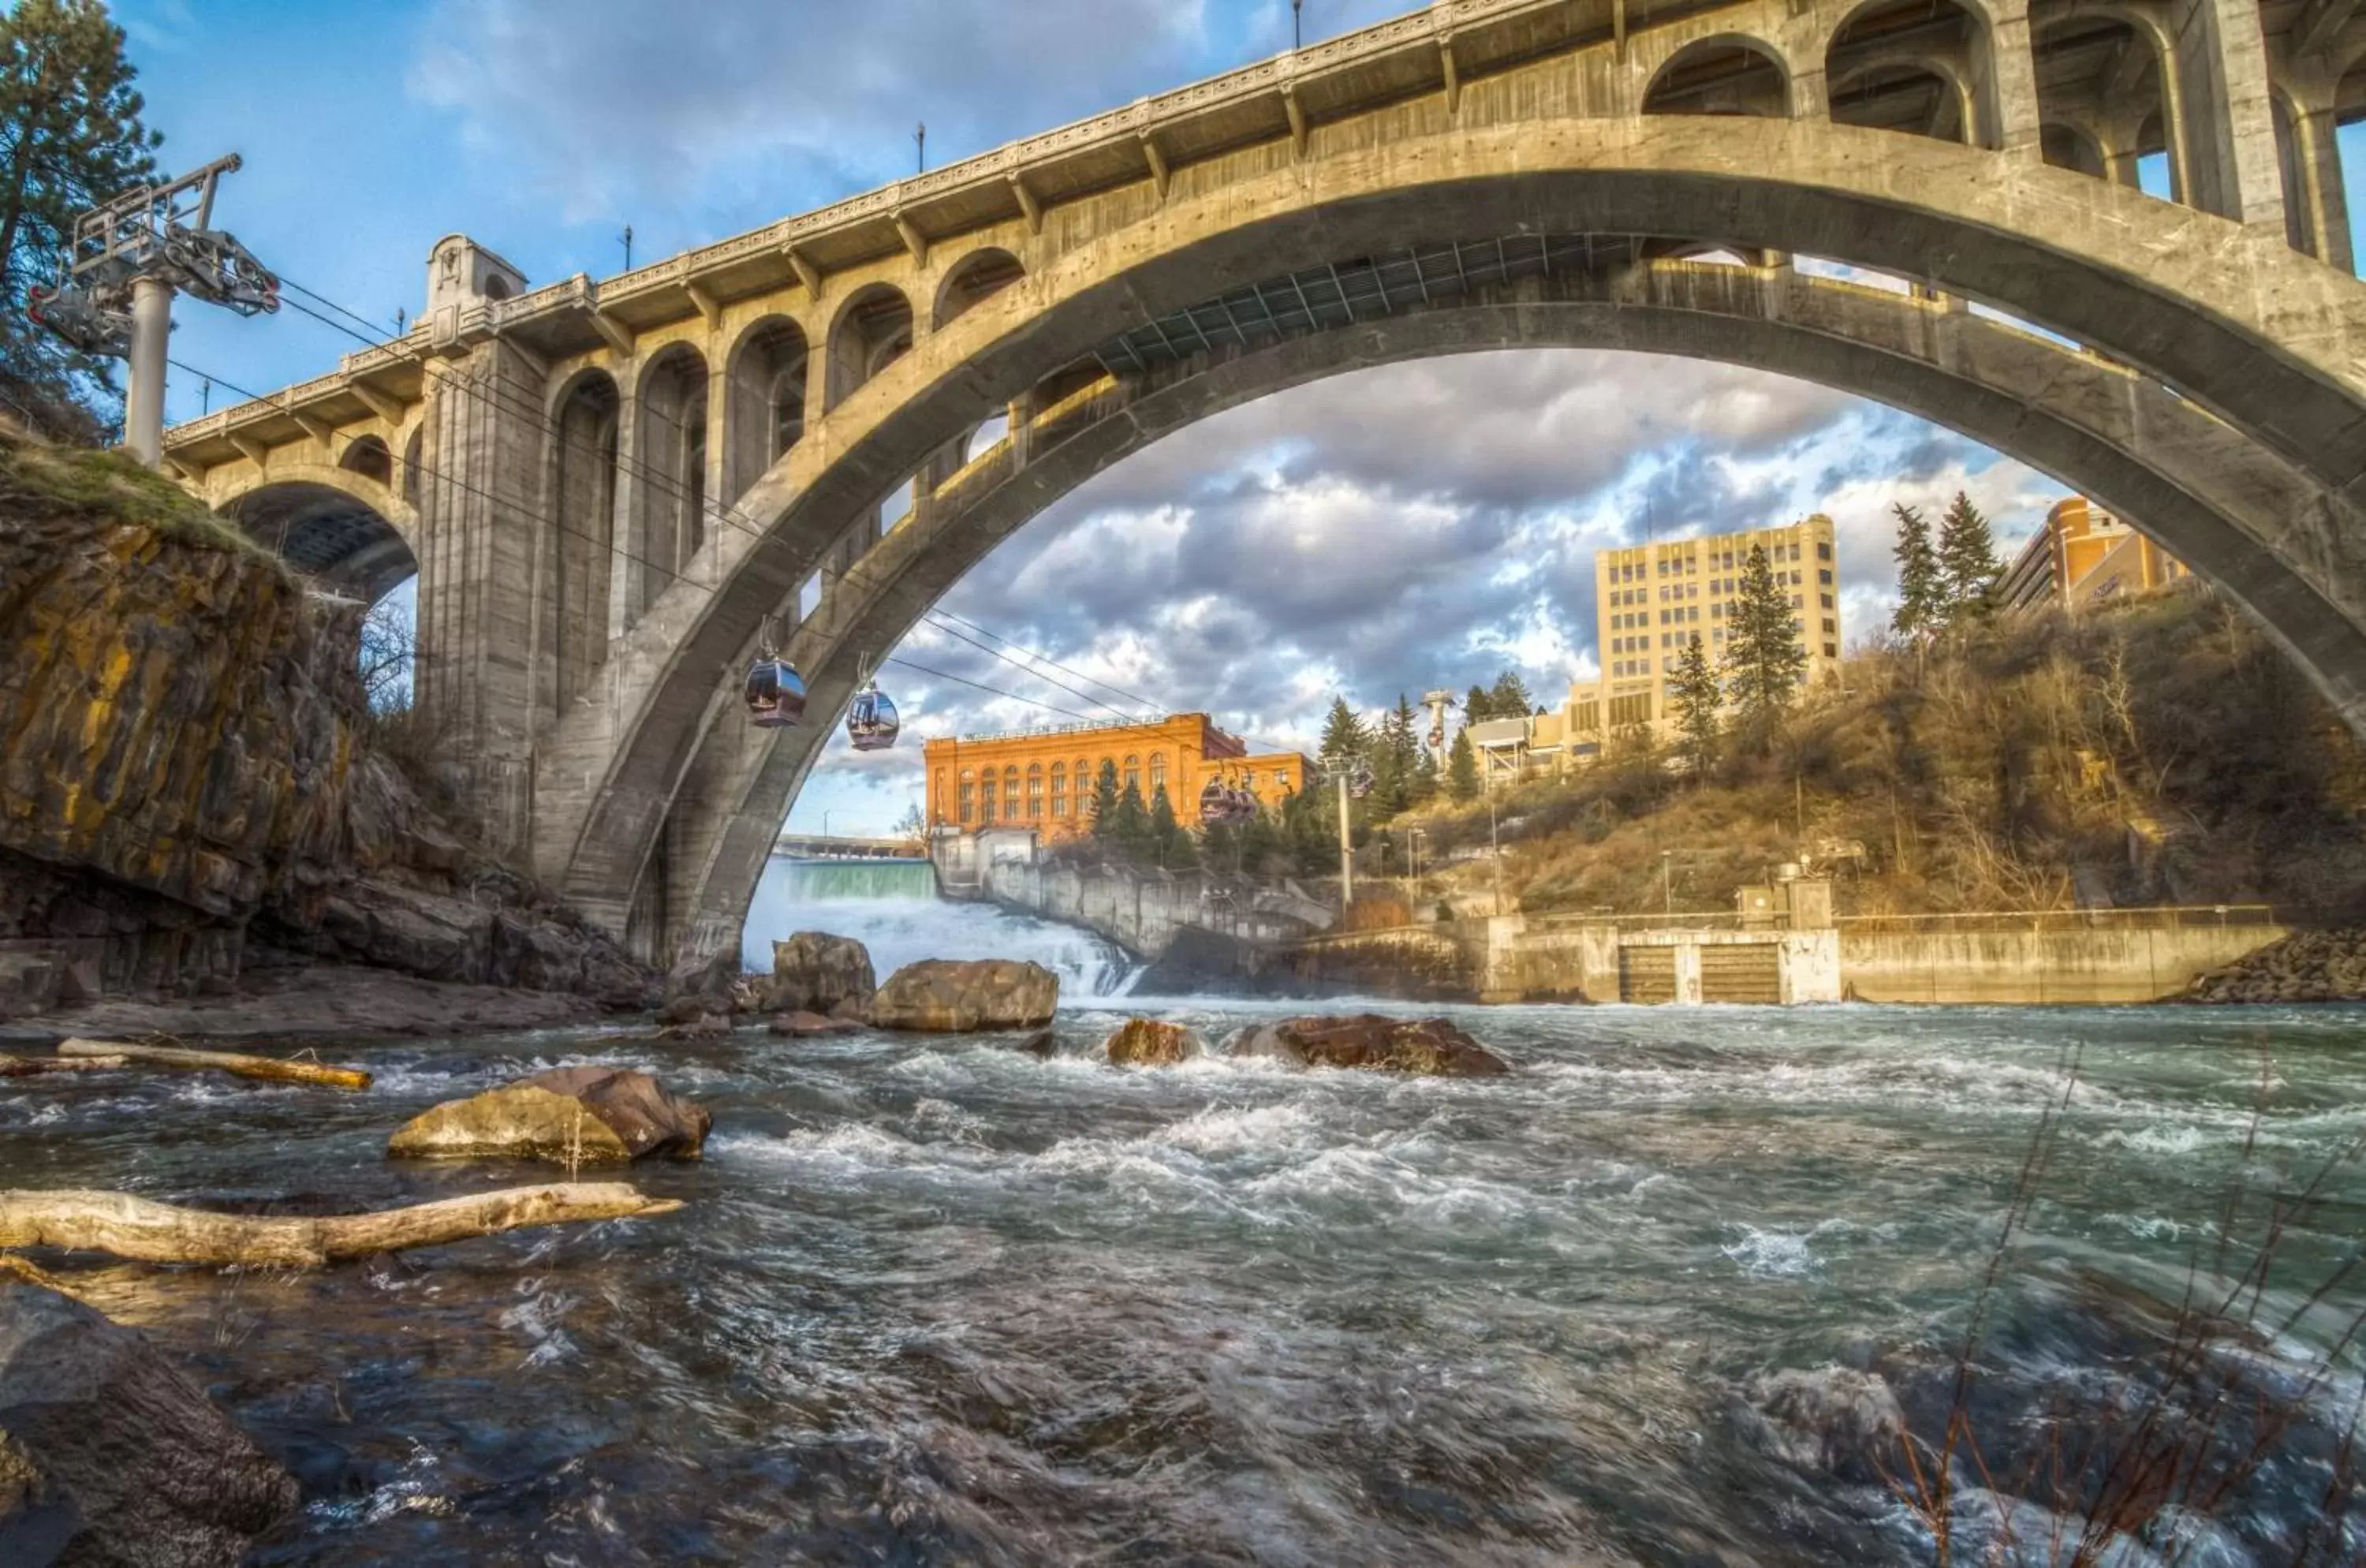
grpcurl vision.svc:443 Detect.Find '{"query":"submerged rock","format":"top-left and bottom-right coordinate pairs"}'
top-left (763, 932), bottom-right (875, 1019)
top-left (0, 1279), bottom-right (299, 1566)
top-left (1105, 1018), bottom-right (1199, 1066)
top-left (387, 1066), bottom-right (711, 1163)
top-left (1228, 1014), bottom-right (1511, 1076)
top-left (871, 959), bottom-right (1058, 1032)
top-left (768, 1009), bottom-right (858, 1038)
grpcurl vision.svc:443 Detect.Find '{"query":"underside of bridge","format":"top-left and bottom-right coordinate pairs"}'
top-left (162, 0), bottom-right (2366, 962)
top-left (221, 479), bottom-right (416, 604)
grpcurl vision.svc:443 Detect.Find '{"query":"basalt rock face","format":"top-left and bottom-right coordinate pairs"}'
top-left (0, 439), bottom-right (653, 1017)
top-left (0, 1279), bottom-right (300, 1566)
top-left (1229, 1015), bottom-right (1512, 1076)
top-left (871, 959), bottom-right (1059, 1032)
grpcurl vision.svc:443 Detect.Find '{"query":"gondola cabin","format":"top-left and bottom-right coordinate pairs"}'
top-left (846, 681), bottom-right (901, 752)
top-left (744, 655), bottom-right (807, 729)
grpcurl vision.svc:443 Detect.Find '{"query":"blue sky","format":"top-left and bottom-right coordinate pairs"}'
top-left (122, 2), bottom-right (2366, 837)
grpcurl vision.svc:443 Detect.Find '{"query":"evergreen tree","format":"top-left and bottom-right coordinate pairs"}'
top-left (1110, 778), bottom-right (1151, 858)
top-left (1318, 694), bottom-right (1368, 763)
top-left (1670, 632), bottom-right (1722, 777)
top-left (0, 2), bottom-right (162, 436)
top-left (1463, 683), bottom-right (1493, 724)
top-left (1447, 726), bottom-right (1480, 801)
top-left (1087, 759), bottom-right (1121, 842)
top-left (1487, 669), bottom-right (1533, 720)
top-left (1369, 694), bottom-right (1421, 817)
top-left (1412, 746), bottom-right (1439, 807)
top-left (1936, 489), bottom-right (2000, 623)
top-left (1722, 543), bottom-right (1808, 745)
top-left (1148, 785), bottom-right (1195, 868)
top-left (1239, 807), bottom-right (1284, 875)
top-left (1890, 501), bottom-right (1942, 641)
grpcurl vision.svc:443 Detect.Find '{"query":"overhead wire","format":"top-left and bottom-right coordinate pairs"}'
top-left (248, 270), bottom-right (1162, 726)
top-left (166, 349), bottom-right (1125, 730)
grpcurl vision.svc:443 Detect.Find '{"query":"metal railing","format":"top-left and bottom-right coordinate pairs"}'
top-left (1831, 904), bottom-right (2277, 935)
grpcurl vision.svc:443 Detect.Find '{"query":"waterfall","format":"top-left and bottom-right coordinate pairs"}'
top-left (741, 853), bottom-right (1141, 999)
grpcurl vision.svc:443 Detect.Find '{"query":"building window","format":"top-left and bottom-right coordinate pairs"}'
top-left (1821, 593), bottom-right (1834, 610)
top-left (1823, 642), bottom-right (1838, 657)
top-left (980, 791), bottom-right (995, 823)
top-left (1822, 617), bottom-right (1837, 634)
top-left (1609, 693), bottom-right (1652, 727)
top-left (1818, 569), bottom-right (1832, 584)
top-left (1124, 755), bottom-right (1140, 795)
top-left (1789, 594), bottom-right (1802, 608)
top-left (1004, 767), bottom-right (1021, 814)
top-left (1051, 763), bottom-right (1067, 816)
top-left (1817, 542), bottom-right (1832, 560)
top-left (959, 779), bottom-right (975, 820)
top-left (1028, 764), bottom-right (1043, 816)
top-left (1149, 754), bottom-right (1167, 801)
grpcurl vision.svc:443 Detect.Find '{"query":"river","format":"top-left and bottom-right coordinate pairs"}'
top-left (4, 913), bottom-right (2364, 1562)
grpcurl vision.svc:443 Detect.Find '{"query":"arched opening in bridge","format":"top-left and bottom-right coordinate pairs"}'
top-left (726, 317), bottom-right (808, 505)
top-left (827, 283), bottom-right (914, 411)
top-left (965, 413), bottom-right (1011, 462)
top-left (338, 434), bottom-right (394, 487)
top-left (400, 426), bottom-right (421, 507)
top-left (635, 345), bottom-right (709, 616)
top-left (1826, 0), bottom-right (1989, 147)
top-left (1640, 37), bottom-right (1789, 118)
top-left (2323, 62), bottom-right (2366, 274)
top-left (934, 248), bottom-right (1025, 330)
top-left (2031, 6), bottom-right (2167, 190)
top-left (220, 481), bottom-right (416, 607)
top-left (550, 370), bottom-right (619, 711)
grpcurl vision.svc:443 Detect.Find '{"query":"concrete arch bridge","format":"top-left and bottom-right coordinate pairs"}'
top-left (159, 0), bottom-right (2366, 963)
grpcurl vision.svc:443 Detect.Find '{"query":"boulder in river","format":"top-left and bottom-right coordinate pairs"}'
top-left (0, 1279), bottom-right (300, 1566)
top-left (387, 1065), bottom-right (711, 1163)
top-left (768, 1009), bottom-right (859, 1038)
top-left (1228, 1014), bottom-right (1511, 1076)
top-left (1105, 1018), bottom-right (1199, 1066)
top-left (763, 932), bottom-right (875, 1019)
top-left (871, 959), bottom-right (1058, 1032)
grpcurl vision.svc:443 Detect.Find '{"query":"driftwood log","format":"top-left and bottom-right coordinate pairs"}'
top-left (0, 1184), bottom-right (684, 1267)
top-left (0, 1051), bottom-right (128, 1076)
top-left (56, 1036), bottom-right (371, 1091)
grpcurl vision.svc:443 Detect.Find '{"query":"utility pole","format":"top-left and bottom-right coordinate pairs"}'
top-left (1662, 849), bottom-right (1673, 917)
top-left (1336, 767), bottom-right (1354, 905)
top-left (915, 122), bottom-right (927, 174)
top-left (28, 154), bottom-right (278, 465)
top-left (621, 224), bottom-right (634, 271)
top-left (1293, 0), bottom-right (1304, 48)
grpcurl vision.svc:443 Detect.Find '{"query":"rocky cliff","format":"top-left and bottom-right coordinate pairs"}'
top-left (0, 433), bottom-right (649, 1020)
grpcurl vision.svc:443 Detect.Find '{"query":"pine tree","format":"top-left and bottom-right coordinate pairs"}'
top-left (1670, 632), bottom-right (1722, 777)
top-left (1487, 669), bottom-right (1534, 719)
top-left (1412, 746), bottom-right (1439, 807)
top-left (1447, 726), bottom-right (1480, 801)
top-left (1239, 807), bottom-right (1283, 875)
top-left (1936, 490), bottom-right (2000, 624)
top-left (1463, 683), bottom-right (1493, 724)
top-left (1722, 543), bottom-right (1808, 745)
top-left (1319, 695), bottom-right (1368, 763)
top-left (0, 2), bottom-right (162, 436)
top-left (1087, 759), bottom-right (1121, 842)
top-left (1110, 778), bottom-right (1151, 858)
top-left (1890, 501), bottom-right (1942, 641)
top-left (1148, 785), bottom-right (1195, 868)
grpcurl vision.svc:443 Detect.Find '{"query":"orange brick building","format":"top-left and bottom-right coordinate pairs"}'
top-left (923, 713), bottom-right (1308, 839)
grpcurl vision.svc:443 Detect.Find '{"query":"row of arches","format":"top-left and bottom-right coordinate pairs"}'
top-left (1636, 0), bottom-right (2366, 267)
top-left (542, 246), bottom-right (1029, 712)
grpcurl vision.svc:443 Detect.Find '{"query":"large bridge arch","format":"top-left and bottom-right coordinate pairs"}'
top-left (626, 259), bottom-right (2357, 959)
top-left (215, 465), bottom-right (418, 604)
top-left (529, 113), bottom-right (2366, 946)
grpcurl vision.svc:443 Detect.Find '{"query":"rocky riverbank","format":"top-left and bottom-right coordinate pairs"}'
top-left (2181, 926), bottom-right (2366, 1003)
top-left (0, 434), bottom-right (651, 1029)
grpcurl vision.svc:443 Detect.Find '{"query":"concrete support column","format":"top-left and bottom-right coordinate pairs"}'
top-left (2166, 0), bottom-right (2289, 228)
top-left (606, 380), bottom-right (644, 635)
top-left (409, 342), bottom-right (550, 857)
top-left (2282, 97), bottom-right (2356, 271)
top-left (1977, 0), bottom-right (2044, 157)
top-left (1673, 940), bottom-right (1703, 1005)
top-left (702, 365), bottom-right (730, 557)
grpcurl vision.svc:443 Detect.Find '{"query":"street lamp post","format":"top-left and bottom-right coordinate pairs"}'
top-left (1662, 849), bottom-right (1674, 917)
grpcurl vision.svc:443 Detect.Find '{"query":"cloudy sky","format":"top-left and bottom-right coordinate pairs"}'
top-left (127, 1), bottom-right (2366, 835)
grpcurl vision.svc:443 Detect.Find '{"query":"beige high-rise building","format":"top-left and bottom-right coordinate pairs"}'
top-left (1461, 515), bottom-right (1844, 784)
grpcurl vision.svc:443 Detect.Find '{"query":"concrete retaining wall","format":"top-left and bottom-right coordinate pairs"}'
top-left (1838, 924), bottom-right (2288, 1004)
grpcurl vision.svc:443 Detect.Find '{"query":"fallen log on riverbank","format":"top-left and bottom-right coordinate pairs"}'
top-left (0, 1050), bottom-right (127, 1075)
top-left (56, 1036), bottom-right (371, 1090)
top-left (0, 1184), bottom-right (684, 1267)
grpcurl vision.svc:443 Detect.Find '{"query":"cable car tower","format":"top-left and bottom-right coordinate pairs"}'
top-left (26, 154), bottom-right (280, 466)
